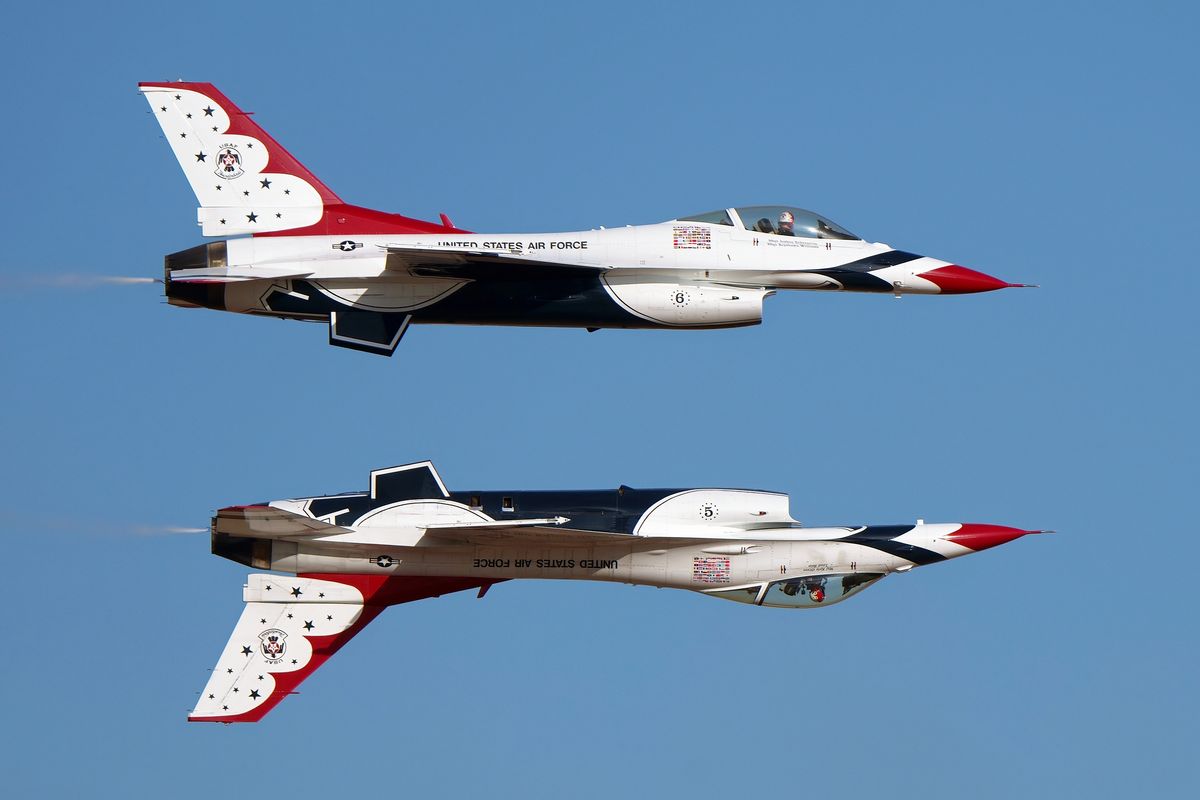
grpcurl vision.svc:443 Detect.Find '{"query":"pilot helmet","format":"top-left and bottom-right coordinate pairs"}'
top-left (778, 210), bottom-right (794, 230)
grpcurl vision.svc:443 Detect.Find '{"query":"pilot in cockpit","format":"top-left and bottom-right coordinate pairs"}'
top-left (777, 210), bottom-right (795, 236)
top-left (805, 578), bottom-right (826, 602)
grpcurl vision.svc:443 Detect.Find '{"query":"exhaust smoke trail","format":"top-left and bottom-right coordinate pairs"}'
top-left (0, 274), bottom-right (159, 290)
top-left (94, 276), bottom-right (158, 285)
top-left (134, 525), bottom-right (209, 535)
top-left (0, 517), bottom-right (209, 537)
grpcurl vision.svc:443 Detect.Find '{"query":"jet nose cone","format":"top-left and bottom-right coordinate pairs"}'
top-left (945, 523), bottom-right (1040, 552)
top-left (917, 264), bottom-right (1031, 294)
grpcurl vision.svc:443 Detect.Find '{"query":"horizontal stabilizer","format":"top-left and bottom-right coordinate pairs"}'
top-left (215, 506), bottom-right (351, 539)
top-left (189, 573), bottom-right (494, 722)
top-left (385, 246), bottom-right (605, 281)
top-left (169, 266), bottom-right (314, 282)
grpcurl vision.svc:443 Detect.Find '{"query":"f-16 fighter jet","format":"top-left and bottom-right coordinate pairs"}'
top-left (190, 461), bottom-right (1043, 722)
top-left (141, 82), bottom-right (1032, 356)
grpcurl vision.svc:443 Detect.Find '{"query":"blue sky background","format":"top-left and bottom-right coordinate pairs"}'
top-left (1, 1), bottom-right (1195, 796)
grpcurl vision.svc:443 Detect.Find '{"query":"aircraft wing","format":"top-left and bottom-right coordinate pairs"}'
top-left (189, 572), bottom-right (496, 722)
top-left (214, 505), bottom-right (351, 539)
top-left (384, 246), bottom-right (606, 281)
top-left (420, 520), bottom-right (722, 547)
top-left (422, 525), bottom-right (634, 546)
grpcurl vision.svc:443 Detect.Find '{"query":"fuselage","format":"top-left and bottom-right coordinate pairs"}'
top-left (166, 210), bottom-right (1022, 349)
top-left (252, 520), bottom-right (1000, 609)
top-left (215, 467), bottom-right (1038, 610)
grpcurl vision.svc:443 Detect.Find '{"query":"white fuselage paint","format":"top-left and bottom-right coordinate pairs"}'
top-left (175, 220), bottom-right (954, 321)
top-left (261, 491), bottom-right (973, 601)
top-left (211, 224), bottom-right (941, 286)
top-left (274, 534), bottom-right (956, 590)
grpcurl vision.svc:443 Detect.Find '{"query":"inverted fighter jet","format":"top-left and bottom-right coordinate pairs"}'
top-left (141, 82), bottom-right (1031, 356)
top-left (190, 461), bottom-right (1043, 722)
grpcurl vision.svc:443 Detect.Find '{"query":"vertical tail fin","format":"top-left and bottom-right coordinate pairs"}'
top-left (188, 572), bottom-right (496, 722)
top-left (188, 574), bottom-right (378, 722)
top-left (139, 82), bottom-right (340, 236)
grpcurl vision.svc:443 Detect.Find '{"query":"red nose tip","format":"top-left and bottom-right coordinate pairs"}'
top-left (918, 265), bottom-right (1028, 294)
top-left (945, 524), bottom-right (1038, 552)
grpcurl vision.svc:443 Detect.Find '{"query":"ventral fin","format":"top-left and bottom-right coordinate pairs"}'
top-left (328, 311), bottom-right (411, 356)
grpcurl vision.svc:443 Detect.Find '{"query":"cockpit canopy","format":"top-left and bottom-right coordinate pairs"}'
top-left (678, 206), bottom-right (859, 240)
top-left (704, 572), bottom-right (886, 608)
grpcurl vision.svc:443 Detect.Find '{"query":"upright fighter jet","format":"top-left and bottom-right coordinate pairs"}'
top-left (140, 82), bottom-right (1031, 356)
top-left (191, 461), bottom-right (1044, 722)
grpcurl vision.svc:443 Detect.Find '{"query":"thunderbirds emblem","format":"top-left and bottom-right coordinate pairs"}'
top-left (215, 145), bottom-right (244, 179)
top-left (258, 628), bottom-right (287, 662)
